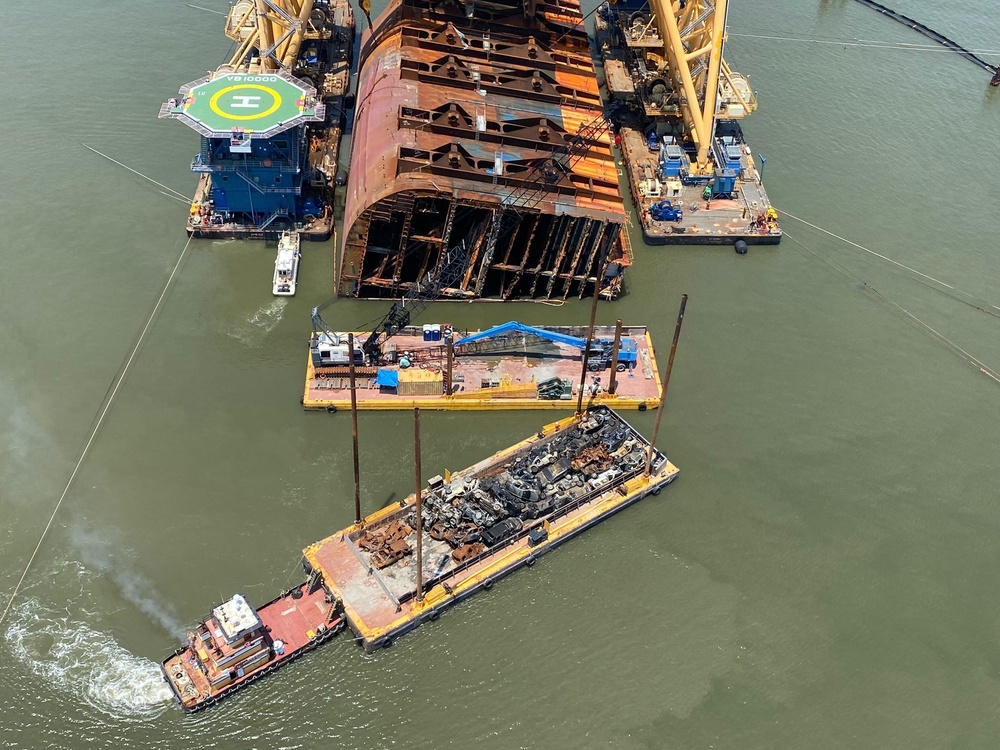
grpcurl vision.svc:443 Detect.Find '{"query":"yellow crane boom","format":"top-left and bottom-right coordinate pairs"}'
top-left (224, 0), bottom-right (321, 71)
top-left (644, 0), bottom-right (756, 172)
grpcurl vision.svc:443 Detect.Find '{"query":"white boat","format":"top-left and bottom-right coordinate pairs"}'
top-left (273, 231), bottom-right (300, 296)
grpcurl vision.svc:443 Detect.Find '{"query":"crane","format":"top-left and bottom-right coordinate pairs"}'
top-left (453, 321), bottom-right (638, 372)
top-left (627, 0), bottom-right (756, 173)
top-left (310, 233), bottom-right (478, 367)
top-left (310, 114), bottom-right (614, 367)
top-left (223, 0), bottom-right (328, 72)
top-left (358, 235), bottom-right (476, 364)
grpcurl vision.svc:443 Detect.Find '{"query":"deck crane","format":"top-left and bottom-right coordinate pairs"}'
top-left (310, 234), bottom-right (477, 367)
top-left (625, 0), bottom-right (756, 173)
top-left (310, 113), bottom-right (614, 366)
top-left (453, 321), bottom-right (638, 372)
top-left (357, 235), bottom-right (476, 364)
top-left (223, 0), bottom-right (329, 72)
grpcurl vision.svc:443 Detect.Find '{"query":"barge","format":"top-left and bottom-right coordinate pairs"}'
top-left (163, 407), bottom-right (678, 709)
top-left (159, 0), bottom-right (354, 241)
top-left (303, 323), bottom-right (664, 411)
top-left (596, 0), bottom-right (782, 245)
top-left (304, 406), bottom-right (678, 652)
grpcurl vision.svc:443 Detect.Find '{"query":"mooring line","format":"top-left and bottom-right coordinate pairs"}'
top-left (158, 190), bottom-right (190, 205)
top-left (185, 3), bottom-right (226, 14)
top-left (785, 230), bottom-right (1000, 386)
top-left (865, 284), bottom-right (1000, 385)
top-left (775, 208), bottom-right (1000, 317)
top-left (76, 142), bottom-right (191, 202)
top-left (849, 0), bottom-right (998, 75)
top-left (730, 32), bottom-right (1000, 56)
top-left (0, 235), bottom-right (195, 629)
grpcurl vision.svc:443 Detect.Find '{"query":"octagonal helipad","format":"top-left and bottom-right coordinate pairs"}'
top-left (164, 70), bottom-right (325, 139)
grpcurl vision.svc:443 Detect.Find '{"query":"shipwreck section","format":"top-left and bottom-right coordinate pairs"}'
top-left (339, 0), bottom-right (632, 301)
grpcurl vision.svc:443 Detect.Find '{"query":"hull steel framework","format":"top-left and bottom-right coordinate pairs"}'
top-left (339, 0), bottom-right (631, 301)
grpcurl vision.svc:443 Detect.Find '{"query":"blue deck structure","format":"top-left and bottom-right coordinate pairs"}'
top-left (161, 71), bottom-right (328, 232)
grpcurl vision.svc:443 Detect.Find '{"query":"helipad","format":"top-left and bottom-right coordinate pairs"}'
top-left (162, 71), bottom-right (325, 139)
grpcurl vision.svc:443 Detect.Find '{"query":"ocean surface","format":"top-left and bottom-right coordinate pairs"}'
top-left (2, 0), bottom-right (999, 747)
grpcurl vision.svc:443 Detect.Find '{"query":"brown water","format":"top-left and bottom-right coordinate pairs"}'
top-left (2, 0), bottom-right (1000, 747)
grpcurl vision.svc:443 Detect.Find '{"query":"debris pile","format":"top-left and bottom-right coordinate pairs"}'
top-left (414, 411), bottom-right (650, 562)
top-left (358, 521), bottom-right (413, 569)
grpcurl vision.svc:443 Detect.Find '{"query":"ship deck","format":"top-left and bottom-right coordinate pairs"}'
top-left (303, 410), bottom-right (679, 652)
top-left (618, 128), bottom-right (782, 246)
top-left (163, 582), bottom-right (340, 711)
top-left (303, 325), bottom-right (663, 411)
top-left (186, 174), bottom-right (335, 242)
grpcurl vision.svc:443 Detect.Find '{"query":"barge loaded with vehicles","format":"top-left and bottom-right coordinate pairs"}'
top-left (162, 406), bottom-right (679, 711)
top-left (597, 0), bottom-right (781, 245)
top-left (159, 0), bottom-right (354, 241)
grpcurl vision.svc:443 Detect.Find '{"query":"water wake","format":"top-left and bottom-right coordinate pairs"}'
top-left (5, 597), bottom-right (173, 721)
top-left (228, 297), bottom-right (288, 346)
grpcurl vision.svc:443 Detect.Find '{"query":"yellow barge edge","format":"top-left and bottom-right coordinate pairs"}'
top-left (302, 409), bottom-right (678, 652)
top-left (302, 330), bottom-right (664, 412)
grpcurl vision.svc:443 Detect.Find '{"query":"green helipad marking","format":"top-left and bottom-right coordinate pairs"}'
top-left (181, 73), bottom-right (312, 135)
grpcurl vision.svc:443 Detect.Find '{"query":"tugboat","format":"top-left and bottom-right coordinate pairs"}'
top-left (273, 231), bottom-right (300, 296)
top-left (162, 583), bottom-right (343, 713)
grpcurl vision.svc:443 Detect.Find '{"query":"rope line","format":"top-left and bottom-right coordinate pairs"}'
top-left (185, 3), bottom-right (226, 15)
top-left (775, 208), bottom-right (1000, 317)
top-left (785, 230), bottom-right (1000, 385)
top-left (0, 235), bottom-right (195, 628)
top-left (729, 32), bottom-right (1000, 56)
top-left (158, 190), bottom-right (191, 205)
top-left (77, 142), bottom-right (191, 202)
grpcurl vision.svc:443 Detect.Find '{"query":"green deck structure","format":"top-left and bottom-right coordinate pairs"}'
top-left (162, 71), bottom-right (324, 139)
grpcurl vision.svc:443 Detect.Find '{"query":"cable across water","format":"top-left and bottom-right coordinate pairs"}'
top-left (775, 208), bottom-right (1000, 318)
top-left (77, 142), bottom-right (191, 202)
top-left (785, 230), bottom-right (1000, 386)
top-left (0, 234), bottom-right (195, 628)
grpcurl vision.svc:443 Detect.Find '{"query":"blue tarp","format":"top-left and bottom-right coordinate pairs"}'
top-left (375, 368), bottom-right (399, 388)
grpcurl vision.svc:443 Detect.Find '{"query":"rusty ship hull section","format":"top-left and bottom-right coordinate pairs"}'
top-left (340, 0), bottom-right (632, 300)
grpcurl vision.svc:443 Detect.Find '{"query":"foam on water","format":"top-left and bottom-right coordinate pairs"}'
top-left (228, 297), bottom-right (288, 346)
top-left (5, 597), bottom-right (173, 721)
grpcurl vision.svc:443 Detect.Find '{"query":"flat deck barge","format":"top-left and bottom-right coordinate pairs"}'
top-left (303, 324), bottom-right (663, 411)
top-left (595, 0), bottom-right (782, 246)
top-left (163, 407), bottom-right (678, 710)
top-left (617, 128), bottom-right (782, 245)
top-left (304, 406), bottom-right (678, 652)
